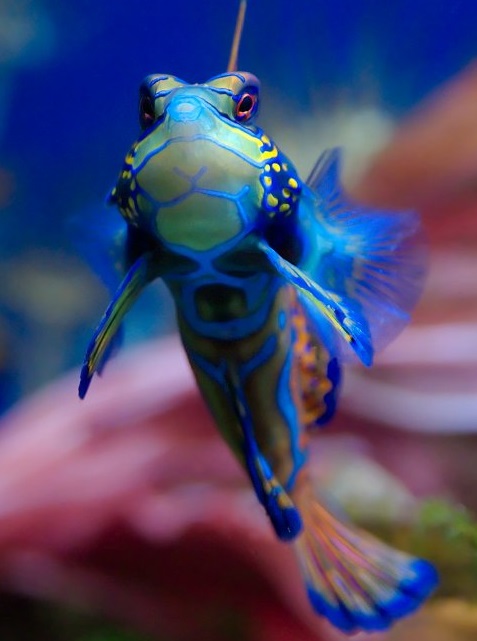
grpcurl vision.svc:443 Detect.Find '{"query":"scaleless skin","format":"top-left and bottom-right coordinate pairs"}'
top-left (79, 69), bottom-right (437, 634)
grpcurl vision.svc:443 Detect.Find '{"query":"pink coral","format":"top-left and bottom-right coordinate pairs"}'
top-left (0, 338), bottom-right (345, 640)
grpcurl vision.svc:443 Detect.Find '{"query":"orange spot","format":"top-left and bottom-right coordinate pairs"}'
top-left (290, 291), bottom-right (333, 428)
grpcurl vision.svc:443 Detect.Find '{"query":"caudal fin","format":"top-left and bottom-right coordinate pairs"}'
top-left (294, 490), bottom-right (438, 633)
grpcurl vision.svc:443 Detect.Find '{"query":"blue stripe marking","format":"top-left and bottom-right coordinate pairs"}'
top-left (177, 283), bottom-right (278, 341)
top-left (136, 113), bottom-right (166, 142)
top-left (140, 177), bottom-right (249, 220)
top-left (205, 86), bottom-right (235, 97)
top-left (154, 85), bottom-right (235, 100)
top-left (147, 74), bottom-right (187, 87)
top-left (277, 333), bottom-right (307, 492)
top-left (187, 351), bottom-right (227, 388)
top-left (147, 75), bottom-right (170, 86)
top-left (135, 134), bottom-right (263, 174)
top-left (154, 89), bottom-right (174, 98)
top-left (226, 366), bottom-right (303, 541)
top-left (316, 356), bottom-right (341, 426)
top-left (239, 334), bottom-right (277, 380)
top-left (207, 72), bottom-right (246, 83)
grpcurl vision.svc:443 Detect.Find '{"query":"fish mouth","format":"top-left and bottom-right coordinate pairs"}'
top-left (163, 95), bottom-right (216, 135)
top-left (167, 96), bottom-right (203, 123)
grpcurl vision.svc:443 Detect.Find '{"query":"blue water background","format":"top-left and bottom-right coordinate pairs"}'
top-left (0, 0), bottom-right (476, 410)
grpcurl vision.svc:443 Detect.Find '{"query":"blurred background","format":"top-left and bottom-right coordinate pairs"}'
top-left (0, 0), bottom-right (476, 640)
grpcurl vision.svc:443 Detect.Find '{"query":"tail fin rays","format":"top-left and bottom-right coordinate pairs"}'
top-left (294, 491), bottom-right (438, 633)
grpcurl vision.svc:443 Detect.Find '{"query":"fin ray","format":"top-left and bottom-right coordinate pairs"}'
top-left (294, 489), bottom-right (438, 633)
top-left (305, 148), bottom-right (426, 359)
top-left (257, 239), bottom-right (373, 366)
top-left (79, 252), bottom-right (160, 398)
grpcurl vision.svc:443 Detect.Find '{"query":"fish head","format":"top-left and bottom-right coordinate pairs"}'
top-left (110, 72), bottom-right (268, 255)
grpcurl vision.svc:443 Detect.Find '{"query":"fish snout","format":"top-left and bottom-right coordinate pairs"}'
top-left (167, 96), bottom-right (203, 123)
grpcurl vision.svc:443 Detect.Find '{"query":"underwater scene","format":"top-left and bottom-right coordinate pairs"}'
top-left (0, 0), bottom-right (477, 639)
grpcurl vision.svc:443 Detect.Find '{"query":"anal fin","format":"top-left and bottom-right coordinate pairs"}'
top-left (226, 366), bottom-right (302, 541)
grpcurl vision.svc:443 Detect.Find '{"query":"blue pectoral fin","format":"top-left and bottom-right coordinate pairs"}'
top-left (96, 323), bottom-right (125, 376)
top-left (305, 148), bottom-right (427, 356)
top-left (66, 207), bottom-right (129, 294)
top-left (257, 240), bottom-right (373, 366)
top-left (68, 211), bottom-right (163, 377)
top-left (226, 367), bottom-right (302, 541)
top-left (79, 252), bottom-right (161, 399)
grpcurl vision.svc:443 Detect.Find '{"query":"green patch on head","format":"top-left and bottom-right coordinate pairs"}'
top-left (156, 192), bottom-right (243, 250)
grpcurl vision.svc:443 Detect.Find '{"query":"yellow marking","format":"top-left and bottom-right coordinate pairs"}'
top-left (261, 147), bottom-right (278, 161)
top-left (121, 170), bottom-right (131, 179)
top-left (267, 194), bottom-right (279, 208)
top-left (272, 162), bottom-right (281, 172)
top-left (278, 493), bottom-right (294, 509)
top-left (256, 181), bottom-right (265, 207)
top-left (265, 164), bottom-right (271, 172)
top-left (110, 187), bottom-right (117, 196)
top-left (291, 291), bottom-right (335, 427)
top-left (288, 177), bottom-right (298, 189)
top-left (282, 188), bottom-right (291, 199)
top-left (125, 153), bottom-right (134, 164)
top-left (261, 475), bottom-right (294, 509)
top-left (120, 206), bottom-right (132, 221)
top-left (128, 197), bottom-right (135, 211)
top-left (262, 134), bottom-right (271, 145)
top-left (235, 126), bottom-right (265, 148)
top-left (264, 176), bottom-right (272, 187)
top-left (279, 203), bottom-right (290, 213)
top-left (130, 178), bottom-right (136, 191)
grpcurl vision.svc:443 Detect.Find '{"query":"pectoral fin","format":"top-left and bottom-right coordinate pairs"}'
top-left (256, 240), bottom-right (373, 366)
top-left (79, 252), bottom-right (161, 399)
top-left (306, 148), bottom-right (426, 356)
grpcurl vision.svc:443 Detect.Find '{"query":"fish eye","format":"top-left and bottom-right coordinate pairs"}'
top-left (235, 92), bottom-right (257, 121)
top-left (139, 93), bottom-right (156, 130)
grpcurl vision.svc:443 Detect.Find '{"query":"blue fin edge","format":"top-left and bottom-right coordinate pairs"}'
top-left (307, 559), bottom-right (438, 633)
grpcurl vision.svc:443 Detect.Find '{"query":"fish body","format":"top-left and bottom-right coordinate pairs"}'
top-left (79, 66), bottom-right (437, 633)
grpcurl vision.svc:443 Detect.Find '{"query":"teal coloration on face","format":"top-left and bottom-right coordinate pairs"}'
top-left (109, 72), bottom-right (293, 253)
